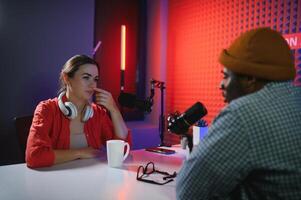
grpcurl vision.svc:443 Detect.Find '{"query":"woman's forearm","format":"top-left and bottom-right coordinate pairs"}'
top-left (110, 109), bottom-right (128, 139)
top-left (53, 147), bottom-right (99, 165)
top-left (53, 149), bottom-right (81, 164)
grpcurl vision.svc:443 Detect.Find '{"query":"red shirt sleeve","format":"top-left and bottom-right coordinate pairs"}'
top-left (26, 101), bottom-right (55, 168)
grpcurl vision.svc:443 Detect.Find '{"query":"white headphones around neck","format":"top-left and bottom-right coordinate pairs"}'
top-left (58, 92), bottom-right (94, 122)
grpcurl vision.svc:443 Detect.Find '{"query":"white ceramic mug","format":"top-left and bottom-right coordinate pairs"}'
top-left (106, 140), bottom-right (130, 168)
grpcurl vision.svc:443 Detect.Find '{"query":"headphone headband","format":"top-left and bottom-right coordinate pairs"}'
top-left (58, 92), bottom-right (93, 121)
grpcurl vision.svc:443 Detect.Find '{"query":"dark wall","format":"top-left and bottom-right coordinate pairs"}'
top-left (0, 0), bottom-right (95, 165)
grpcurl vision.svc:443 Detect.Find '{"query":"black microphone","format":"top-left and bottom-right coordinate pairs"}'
top-left (118, 92), bottom-right (153, 113)
top-left (167, 102), bottom-right (207, 135)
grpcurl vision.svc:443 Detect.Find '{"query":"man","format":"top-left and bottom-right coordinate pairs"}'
top-left (176, 27), bottom-right (301, 199)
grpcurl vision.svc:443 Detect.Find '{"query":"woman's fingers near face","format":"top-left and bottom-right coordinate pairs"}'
top-left (93, 88), bottom-right (117, 111)
top-left (95, 95), bottom-right (109, 102)
top-left (95, 92), bottom-right (112, 106)
top-left (94, 88), bottom-right (112, 98)
top-left (94, 88), bottom-right (110, 95)
top-left (96, 93), bottom-right (110, 100)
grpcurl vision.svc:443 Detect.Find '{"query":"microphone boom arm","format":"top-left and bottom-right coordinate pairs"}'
top-left (150, 79), bottom-right (168, 147)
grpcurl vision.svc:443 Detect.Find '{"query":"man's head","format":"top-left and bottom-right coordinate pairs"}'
top-left (220, 68), bottom-right (269, 103)
top-left (219, 27), bottom-right (295, 103)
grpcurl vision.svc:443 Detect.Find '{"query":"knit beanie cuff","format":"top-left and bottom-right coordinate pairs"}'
top-left (219, 49), bottom-right (296, 81)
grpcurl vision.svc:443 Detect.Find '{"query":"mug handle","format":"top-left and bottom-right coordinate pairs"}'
top-left (123, 142), bottom-right (130, 161)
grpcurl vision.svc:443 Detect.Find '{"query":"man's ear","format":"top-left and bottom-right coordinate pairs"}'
top-left (246, 76), bottom-right (256, 88)
top-left (240, 76), bottom-right (257, 93)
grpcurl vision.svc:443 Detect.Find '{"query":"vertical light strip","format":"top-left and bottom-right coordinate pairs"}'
top-left (121, 25), bottom-right (126, 71)
top-left (120, 25), bottom-right (126, 91)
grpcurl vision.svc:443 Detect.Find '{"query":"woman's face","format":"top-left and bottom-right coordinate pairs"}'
top-left (66, 64), bottom-right (99, 101)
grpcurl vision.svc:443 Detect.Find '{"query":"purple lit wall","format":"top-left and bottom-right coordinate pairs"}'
top-left (0, 0), bottom-right (94, 165)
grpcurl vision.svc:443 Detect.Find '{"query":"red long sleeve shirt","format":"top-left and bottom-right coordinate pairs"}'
top-left (26, 97), bottom-right (131, 168)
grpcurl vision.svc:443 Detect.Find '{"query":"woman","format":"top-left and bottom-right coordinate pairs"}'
top-left (26, 55), bottom-right (131, 168)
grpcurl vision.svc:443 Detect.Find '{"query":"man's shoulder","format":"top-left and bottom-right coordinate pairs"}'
top-left (224, 81), bottom-right (300, 119)
top-left (228, 81), bottom-right (287, 110)
top-left (226, 93), bottom-right (260, 112)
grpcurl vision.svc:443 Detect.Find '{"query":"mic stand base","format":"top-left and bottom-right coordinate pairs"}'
top-left (187, 134), bottom-right (193, 152)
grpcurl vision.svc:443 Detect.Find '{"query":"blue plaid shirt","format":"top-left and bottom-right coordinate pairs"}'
top-left (176, 81), bottom-right (301, 200)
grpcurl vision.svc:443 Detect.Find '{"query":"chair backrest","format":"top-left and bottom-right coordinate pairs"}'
top-left (14, 115), bottom-right (33, 162)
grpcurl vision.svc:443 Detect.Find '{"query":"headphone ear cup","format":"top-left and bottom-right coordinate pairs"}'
top-left (82, 105), bottom-right (94, 122)
top-left (58, 92), bottom-right (70, 116)
top-left (89, 106), bottom-right (94, 118)
top-left (65, 102), bottom-right (77, 119)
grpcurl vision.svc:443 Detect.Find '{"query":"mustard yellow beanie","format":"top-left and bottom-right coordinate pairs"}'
top-left (219, 27), bottom-right (296, 80)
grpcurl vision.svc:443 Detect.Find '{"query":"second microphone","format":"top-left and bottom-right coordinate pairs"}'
top-left (118, 92), bottom-right (153, 113)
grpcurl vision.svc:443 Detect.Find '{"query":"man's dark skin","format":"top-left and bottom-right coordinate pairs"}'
top-left (220, 67), bottom-right (270, 103)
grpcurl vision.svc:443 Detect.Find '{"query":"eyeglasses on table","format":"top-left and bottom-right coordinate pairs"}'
top-left (136, 162), bottom-right (177, 185)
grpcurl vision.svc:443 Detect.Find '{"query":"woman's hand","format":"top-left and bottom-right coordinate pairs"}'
top-left (93, 88), bottom-right (128, 140)
top-left (94, 88), bottom-right (118, 113)
top-left (76, 147), bottom-right (100, 159)
top-left (53, 147), bottom-right (101, 164)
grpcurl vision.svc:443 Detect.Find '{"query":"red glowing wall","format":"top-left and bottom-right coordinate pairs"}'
top-left (165, 0), bottom-right (301, 144)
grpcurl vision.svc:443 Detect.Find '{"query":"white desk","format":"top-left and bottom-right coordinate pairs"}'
top-left (0, 145), bottom-right (187, 200)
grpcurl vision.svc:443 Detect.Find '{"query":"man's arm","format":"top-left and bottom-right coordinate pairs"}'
top-left (176, 107), bottom-right (251, 199)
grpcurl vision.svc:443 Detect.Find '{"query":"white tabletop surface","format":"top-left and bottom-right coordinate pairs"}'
top-left (0, 145), bottom-right (188, 200)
